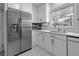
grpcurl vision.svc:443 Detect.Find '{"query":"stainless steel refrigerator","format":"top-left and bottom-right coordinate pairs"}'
top-left (7, 7), bottom-right (32, 56)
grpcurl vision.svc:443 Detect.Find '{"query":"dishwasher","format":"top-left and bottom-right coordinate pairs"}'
top-left (68, 36), bottom-right (79, 56)
top-left (51, 34), bottom-right (67, 56)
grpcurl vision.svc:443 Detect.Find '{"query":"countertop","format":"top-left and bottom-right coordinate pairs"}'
top-left (36, 30), bottom-right (79, 38)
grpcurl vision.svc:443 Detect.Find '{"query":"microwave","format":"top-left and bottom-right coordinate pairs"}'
top-left (32, 23), bottom-right (42, 30)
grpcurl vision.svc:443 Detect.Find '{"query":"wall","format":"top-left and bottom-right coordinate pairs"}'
top-left (37, 3), bottom-right (46, 22)
top-left (73, 4), bottom-right (79, 33)
top-left (41, 23), bottom-right (51, 30)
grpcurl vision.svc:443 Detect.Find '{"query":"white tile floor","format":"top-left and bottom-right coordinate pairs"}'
top-left (19, 45), bottom-right (52, 56)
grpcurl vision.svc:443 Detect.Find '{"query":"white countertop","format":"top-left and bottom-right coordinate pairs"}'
top-left (36, 30), bottom-right (79, 38)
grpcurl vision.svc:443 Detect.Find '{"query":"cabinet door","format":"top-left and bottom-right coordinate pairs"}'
top-left (32, 31), bottom-right (37, 46)
top-left (32, 6), bottom-right (38, 23)
top-left (37, 31), bottom-right (44, 48)
top-left (68, 37), bottom-right (79, 56)
top-left (8, 3), bottom-right (20, 10)
top-left (44, 33), bottom-right (53, 54)
top-left (38, 6), bottom-right (42, 22)
top-left (54, 39), bottom-right (66, 56)
top-left (38, 4), bottom-right (46, 22)
top-left (21, 3), bottom-right (32, 14)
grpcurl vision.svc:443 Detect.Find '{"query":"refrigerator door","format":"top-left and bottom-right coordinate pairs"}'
top-left (21, 11), bottom-right (32, 52)
top-left (0, 4), bottom-right (4, 56)
top-left (7, 8), bottom-right (20, 56)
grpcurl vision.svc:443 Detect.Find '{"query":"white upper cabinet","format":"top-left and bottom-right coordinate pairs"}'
top-left (37, 3), bottom-right (50, 23)
top-left (8, 3), bottom-right (32, 13)
top-left (21, 3), bottom-right (32, 14)
top-left (32, 5), bottom-right (38, 23)
top-left (8, 3), bottom-right (21, 10)
top-left (38, 4), bottom-right (46, 22)
top-left (50, 3), bottom-right (73, 11)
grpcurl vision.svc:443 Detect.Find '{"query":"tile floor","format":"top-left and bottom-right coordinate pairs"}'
top-left (19, 45), bottom-right (52, 56)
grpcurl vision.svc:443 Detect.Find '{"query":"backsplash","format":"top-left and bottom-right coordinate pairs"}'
top-left (41, 23), bottom-right (51, 30)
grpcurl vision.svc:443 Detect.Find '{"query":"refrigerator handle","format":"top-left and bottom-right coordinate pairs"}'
top-left (18, 18), bottom-right (22, 39)
top-left (16, 24), bottom-right (19, 33)
top-left (17, 18), bottom-right (20, 38)
top-left (19, 24), bottom-right (22, 39)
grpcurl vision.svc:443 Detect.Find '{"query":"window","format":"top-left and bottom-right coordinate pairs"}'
top-left (51, 6), bottom-right (73, 27)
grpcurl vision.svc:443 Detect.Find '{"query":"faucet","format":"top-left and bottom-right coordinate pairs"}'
top-left (63, 29), bottom-right (66, 33)
top-left (57, 26), bottom-right (61, 32)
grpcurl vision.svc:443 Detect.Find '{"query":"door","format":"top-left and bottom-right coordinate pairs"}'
top-left (68, 37), bottom-right (79, 56)
top-left (7, 7), bottom-right (20, 56)
top-left (21, 11), bottom-right (32, 52)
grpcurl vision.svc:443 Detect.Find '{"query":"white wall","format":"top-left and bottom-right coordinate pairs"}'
top-left (73, 4), bottom-right (79, 33)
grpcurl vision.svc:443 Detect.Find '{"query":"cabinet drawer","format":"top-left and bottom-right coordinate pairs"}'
top-left (51, 34), bottom-right (66, 41)
top-left (56, 34), bottom-right (66, 40)
top-left (50, 34), bottom-right (56, 38)
top-left (68, 37), bottom-right (79, 43)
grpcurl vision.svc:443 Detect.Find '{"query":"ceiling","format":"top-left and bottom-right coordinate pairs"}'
top-left (32, 3), bottom-right (45, 7)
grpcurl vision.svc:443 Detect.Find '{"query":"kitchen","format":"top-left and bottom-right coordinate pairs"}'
top-left (0, 3), bottom-right (79, 56)
top-left (32, 3), bottom-right (79, 56)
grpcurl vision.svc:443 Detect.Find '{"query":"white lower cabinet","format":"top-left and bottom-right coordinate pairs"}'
top-left (37, 31), bottom-right (45, 49)
top-left (54, 39), bottom-right (66, 56)
top-left (37, 31), bottom-right (53, 54)
top-left (32, 31), bottom-right (37, 46)
top-left (53, 35), bottom-right (66, 56)
top-left (36, 31), bottom-right (67, 56)
top-left (68, 37), bottom-right (79, 56)
top-left (44, 33), bottom-right (54, 54)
